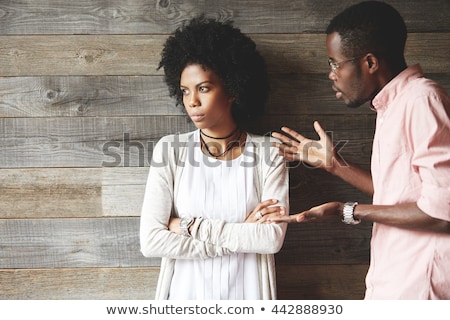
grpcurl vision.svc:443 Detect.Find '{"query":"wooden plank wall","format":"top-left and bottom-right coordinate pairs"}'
top-left (0, 0), bottom-right (449, 300)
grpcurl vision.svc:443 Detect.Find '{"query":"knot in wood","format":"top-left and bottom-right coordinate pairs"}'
top-left (158, 0), bottom-right (170, 9)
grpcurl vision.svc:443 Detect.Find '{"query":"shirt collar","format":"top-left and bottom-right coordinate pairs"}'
top-left (371, 64), bottom-right (424, 112)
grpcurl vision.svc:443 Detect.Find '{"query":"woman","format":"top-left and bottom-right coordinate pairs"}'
top-left (140, 17), bottom-right (289, 300)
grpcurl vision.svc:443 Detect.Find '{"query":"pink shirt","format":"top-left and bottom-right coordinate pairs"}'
top-left (367, 64), bottom-right (450, 299)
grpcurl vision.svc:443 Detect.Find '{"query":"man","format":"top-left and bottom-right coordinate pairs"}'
top-left (271, 1), bottom-right (450, 299)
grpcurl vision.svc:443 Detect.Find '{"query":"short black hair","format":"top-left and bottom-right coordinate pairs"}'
top-left (158, 16), bottom-right (269, 129)
top-left (326, 1), bottom-right (407, 70)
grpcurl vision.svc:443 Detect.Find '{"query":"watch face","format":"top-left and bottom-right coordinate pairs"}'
top-left (181, 217), bottom-right (192, 228)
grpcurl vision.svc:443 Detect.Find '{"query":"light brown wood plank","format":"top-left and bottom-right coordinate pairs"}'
top-left (0, 0), bottom-right (448, 34)
top-left (0, 267), bottom-right (159, 299)
top-left (0, 35), bottom-right (164, 76)
top-left (0, 116), bottom-right (195, 168)
top-left (0, 75), bottom-right (376, 118)
top-left (0, 114), bottom-right (373, 168)
top-left (0, 167), bottom-right (148, 218)
top-left (0, 217), bottom-right (160, 269)
top-left (276, 264), bottom-right (369, 300)
top-left (0, 167), bottom-right (373, 221)
top-left (1, 73), bottom-right (448, 119)
top-left (1, 33), bottom-right (448, 76)
top-left (0, 166), bottom-right (372, 223)
top-left (0, 76), bottom-right (179, 117)
top-left (0, 217), bottom-right (369, 269)
top-left (0, 265), bottom-right (368, 299)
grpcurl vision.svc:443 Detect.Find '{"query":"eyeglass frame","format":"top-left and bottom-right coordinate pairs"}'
top-left (328, 54), bottom-right (367, 74)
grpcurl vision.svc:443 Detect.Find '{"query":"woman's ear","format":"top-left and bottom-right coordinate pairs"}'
top-left (228, 96), bottom-right (237, 104)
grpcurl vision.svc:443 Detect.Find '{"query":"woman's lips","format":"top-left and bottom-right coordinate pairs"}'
top-left (190, 114), bottom-right (205, 122)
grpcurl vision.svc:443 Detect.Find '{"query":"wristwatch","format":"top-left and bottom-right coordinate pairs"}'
top-left (180, 217), bottom-right (194, 237)
top-left (342, 202), bottom-right (360, 225)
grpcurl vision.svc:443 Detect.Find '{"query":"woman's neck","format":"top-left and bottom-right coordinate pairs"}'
top-left (199, 127), bottom-right (246, 160)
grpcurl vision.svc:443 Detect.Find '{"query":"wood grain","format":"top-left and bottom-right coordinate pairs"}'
top-left (0, 264), bottom-right (368, 299)
top-left (0, 217), bottom-right (159, 268)
top-left (276, 264), bottom-right (369, 300)
top-left (0, 217), bottom-right (369, 269)
top-left (2, 73), bottom-right (448, 118)
top-left (0, 167), bottom-right (148, 218)
top-left (1, 0), bottom-right (448, 301)
top-left (1, 33), bottom-right (449, 76)
top-left (0, 0), bottom-right (448, 34)
top-left (0, 267), bottom-right (159, 299)
top-left (0, 116), bottom-right (195, 168)
top-left (0, 167), bottom-right (374, 219)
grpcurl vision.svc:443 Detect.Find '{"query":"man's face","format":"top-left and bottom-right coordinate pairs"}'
top-left (326, 32), bottom-right (373, 108)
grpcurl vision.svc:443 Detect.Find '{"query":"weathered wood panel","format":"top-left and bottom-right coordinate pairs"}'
top-left (1, 0), bottom-right (448, 301)
top-left (0, 267), bottom-right (159, 300)
top-left (0, 167), bottom-right (373, 219)
top-left (0, 114), bottom-right (373, 168)
top-left (0, 116), bottom-right (195, 168)
top-left (0, 218), bottom-right (159, 268)
top-left (277, 222), bottom-right (372, 265)
top-left (1, 33), bottom-right (449, 76)
top-left (0, 0), bottom-right (448, 35)
top-left (0, 76), bottom-right (177, 117)
top-left (276, 264), bottom-right (369, 300)
top-left (2, 73), bottom-right (449, 118)
top-left (0, 217), bottom-right (369, 269)
top-left (0, 167), bottom-right (148, 218)
top-left (0, 264), bottom-right (368, 299)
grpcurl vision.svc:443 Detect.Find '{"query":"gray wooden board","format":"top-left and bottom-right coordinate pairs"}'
top-left (0, 0), bottom-right (448, 34)
top-left (0, 217), bottom-right (369, 269)
top-left (1, 33), bottom-right (449, 76)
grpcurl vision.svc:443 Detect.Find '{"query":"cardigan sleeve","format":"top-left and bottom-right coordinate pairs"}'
top-left (139, 134), bottom-right (234, 260)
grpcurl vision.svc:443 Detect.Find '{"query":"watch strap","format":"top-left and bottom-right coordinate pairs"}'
top-left (342, 202), bottom-right (360, 225)
top-left (180, 217), bottom-right (194, 237)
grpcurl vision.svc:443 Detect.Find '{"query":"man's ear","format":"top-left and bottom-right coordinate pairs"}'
top-left (365, 53), bottom-right (379, 73)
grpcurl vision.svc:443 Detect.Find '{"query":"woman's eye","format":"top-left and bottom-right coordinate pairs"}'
top-left (181, 88), bottom-right (189, 95)
top-left (199, 86), bottom-right (209, 93)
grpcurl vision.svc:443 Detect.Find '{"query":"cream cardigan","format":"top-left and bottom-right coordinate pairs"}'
top-left (140, 130), bottom-right (289, 299)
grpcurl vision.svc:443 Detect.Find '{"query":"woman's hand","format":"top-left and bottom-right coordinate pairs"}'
top-left (168, 217), bottom-right (182, 234)
top-left (246, 199), bottom-right (287, 223)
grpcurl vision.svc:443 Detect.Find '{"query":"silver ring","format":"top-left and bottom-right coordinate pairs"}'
top-left (255, 211), bottom-right (263, 220)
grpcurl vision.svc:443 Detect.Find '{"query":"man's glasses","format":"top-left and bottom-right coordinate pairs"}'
top-left (328, 54), bottom-right (366, 74)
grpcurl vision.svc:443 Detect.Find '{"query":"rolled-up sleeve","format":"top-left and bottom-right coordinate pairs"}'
top-left (412, 94), bottom-right (450, 221)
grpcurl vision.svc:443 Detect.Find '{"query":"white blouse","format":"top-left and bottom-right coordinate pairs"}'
top-left (169, 130), bottom-right (260, 299)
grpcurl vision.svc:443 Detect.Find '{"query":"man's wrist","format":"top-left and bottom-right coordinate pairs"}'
top-left (326, 155), bottom-right (344, 175)
top-left (342, 202), bottom-right (360, 225)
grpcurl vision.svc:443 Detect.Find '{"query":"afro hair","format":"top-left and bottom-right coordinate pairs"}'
top-left (158, 16), bottom-right (269, 128)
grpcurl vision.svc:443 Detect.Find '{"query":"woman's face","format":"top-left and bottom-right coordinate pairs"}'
top-left (180, 64), bottom-right (236, 133)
